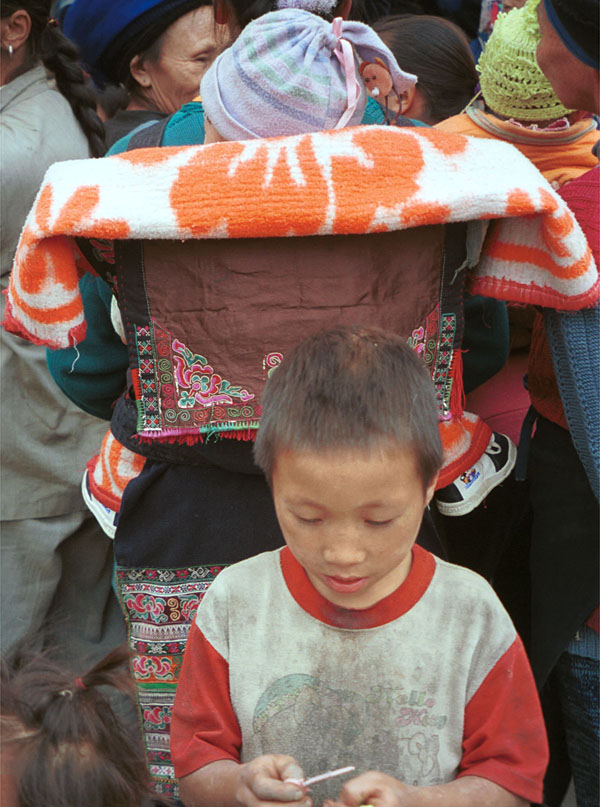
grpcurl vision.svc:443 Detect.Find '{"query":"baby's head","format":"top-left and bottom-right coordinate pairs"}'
top-left (478, 0), bottom-right (574, 123)
top-left (0, 643), bottom-right (155, 807)
top-left (254, 326), bottom-right (442, 609)
top-left (201, 7), bottom-right (416, 141)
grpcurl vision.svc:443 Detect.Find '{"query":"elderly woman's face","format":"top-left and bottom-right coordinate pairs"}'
top-left (132, 6), bottom-right (227, 115)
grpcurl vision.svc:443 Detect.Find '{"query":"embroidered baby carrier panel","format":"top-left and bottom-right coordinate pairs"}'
top-left (114, 226), bottom-right (454, 441)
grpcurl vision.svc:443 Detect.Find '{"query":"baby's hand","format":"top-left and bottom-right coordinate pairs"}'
top-left (237, 754), bottom-right (312, 806)
top-left (335, 771), bottom-right (418, 807)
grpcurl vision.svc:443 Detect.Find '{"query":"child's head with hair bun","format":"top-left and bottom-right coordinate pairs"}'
top-left (1, 642), bottom-right (158, 807)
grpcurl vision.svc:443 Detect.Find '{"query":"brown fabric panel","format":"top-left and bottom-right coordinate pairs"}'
top-left (143, 228), bottom-right (443, 403)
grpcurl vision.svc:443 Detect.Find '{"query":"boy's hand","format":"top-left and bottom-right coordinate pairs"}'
top-left (335, 771), bottom-right (417, 806)
top-left (237, 754), bottom-right (313, 806)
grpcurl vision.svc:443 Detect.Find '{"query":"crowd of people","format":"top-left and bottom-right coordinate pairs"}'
top-left (0, 0), bottom-right (597, 806)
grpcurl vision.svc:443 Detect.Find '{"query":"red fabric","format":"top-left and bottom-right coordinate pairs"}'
top-left (171, 623), bottom-right (242, 778)
top-left (586, 606), bottom-right (600, 633)
top-left (528, 165), bottom-right (600, 430)
top-left (466, 353), bottom-right (530, 444)
top-left (280, 544), bottom-right (436, 629)
top-left (528, 312), bottom-right (568, 430)
top-left (459, 636), bottom-right (548, 804)
top-left (435, 417), bottom-right (492, 489)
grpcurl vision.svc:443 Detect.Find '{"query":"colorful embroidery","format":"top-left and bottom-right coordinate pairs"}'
top-left (408, 304), bottom-right (439, 369)
top-left (406, 304), bottom-right (453, 420)
top-left (116, 564), bottom-right (226, 800)
top-left (433, 314), bottom-right (456, 420)
top-left (88, 237), bottom-right (116, 265)
top-left (263, 351), bottom-right (283, 379)
top-left (136, 321), bottom-right (260, 438)
top-left (135, 325), bottom-right (160, 432)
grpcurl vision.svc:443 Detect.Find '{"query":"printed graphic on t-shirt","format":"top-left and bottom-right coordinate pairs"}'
top-left (251, 673), bottom-right (448, 799)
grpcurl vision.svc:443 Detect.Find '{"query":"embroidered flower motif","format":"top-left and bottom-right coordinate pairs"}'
top-left (172, 339), bottom-right (255, 408)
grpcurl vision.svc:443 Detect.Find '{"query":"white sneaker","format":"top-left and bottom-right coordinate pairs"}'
top-left (435, 433), bottom-right (517, 517)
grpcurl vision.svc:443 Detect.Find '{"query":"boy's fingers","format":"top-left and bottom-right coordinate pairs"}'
top-left (338, 771), bottom-right (406, 805)
top-left (276, 757), bottom-right (305, 783)
top-left (253, 776), bottom-right (306, 802)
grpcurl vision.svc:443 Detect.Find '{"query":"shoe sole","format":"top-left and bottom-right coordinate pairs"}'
top-left (81, 470), bottom-right (118, 539)
top-left (435, 439), bottom-right (517, 517)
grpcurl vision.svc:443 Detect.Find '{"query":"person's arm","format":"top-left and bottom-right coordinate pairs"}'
top-left (46, 274), bottom-right (129, 419)
top-left (179, 756), bottom-right (311, 807)
top-left (172, 622), bottom-right (310, 807)
top-left (335, 772), bottom-right (525, 806)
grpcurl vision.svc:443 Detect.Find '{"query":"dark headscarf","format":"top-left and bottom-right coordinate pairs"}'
top-left (543, 0), bottom-right (599, 69)
top-left (64, 0), bottom-right (208, 86)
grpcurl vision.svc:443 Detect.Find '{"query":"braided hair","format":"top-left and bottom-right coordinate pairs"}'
top-left (1, 1), bottom-right (105, 156)
top-left (1, 642), bottom-right (159, 807)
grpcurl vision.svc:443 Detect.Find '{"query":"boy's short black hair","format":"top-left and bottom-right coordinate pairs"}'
top-left (254, 325), bottom-right (443, 488)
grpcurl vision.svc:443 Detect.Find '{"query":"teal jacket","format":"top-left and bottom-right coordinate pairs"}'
top-left (107, 97), bottom-right (401, 154)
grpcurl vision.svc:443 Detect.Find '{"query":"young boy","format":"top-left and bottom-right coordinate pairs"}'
top-left (171, 326), bottom-right (548, 807)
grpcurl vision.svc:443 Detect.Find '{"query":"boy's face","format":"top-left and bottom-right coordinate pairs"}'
top-left (272, 442), bottom-right (437, 610)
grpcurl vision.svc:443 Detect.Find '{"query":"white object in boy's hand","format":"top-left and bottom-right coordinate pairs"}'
top-left (285, 766), bottom-right (356, 787)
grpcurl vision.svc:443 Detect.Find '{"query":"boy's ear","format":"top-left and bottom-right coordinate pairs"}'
top-left (424, 473), bottom-right (439, 508)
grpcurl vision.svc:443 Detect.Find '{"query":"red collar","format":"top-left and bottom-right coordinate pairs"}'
top-left (279, 544), bottom-right (435, 629)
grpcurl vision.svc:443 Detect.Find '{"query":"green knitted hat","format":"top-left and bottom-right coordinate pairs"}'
top-left (478, 0), bottom-right (574, 122)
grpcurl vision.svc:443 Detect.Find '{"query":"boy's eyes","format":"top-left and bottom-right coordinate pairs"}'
top-left (294, 515), bottom-right (393, 527)
top-left (296, 515), bottom-right (323, 525)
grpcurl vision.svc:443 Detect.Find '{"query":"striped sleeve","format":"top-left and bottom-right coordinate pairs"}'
top-left (459, 635), bottom-right (548, 804)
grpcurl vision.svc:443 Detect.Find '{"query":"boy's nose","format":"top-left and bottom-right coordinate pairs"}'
top-left (322, 537), bottom-right (367, 570)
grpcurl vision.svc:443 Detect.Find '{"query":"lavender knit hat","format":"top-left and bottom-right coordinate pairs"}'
top-left (200, 8), bottom-right (417, 140)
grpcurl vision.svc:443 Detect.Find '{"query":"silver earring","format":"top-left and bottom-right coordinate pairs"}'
top-left (8, 44), bottom-right (13, 57)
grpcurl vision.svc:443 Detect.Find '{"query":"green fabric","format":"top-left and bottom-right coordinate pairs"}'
top-left (46, 274), bottom-right (129, 420)
top-left (462, 294), bottom-right (510, 393)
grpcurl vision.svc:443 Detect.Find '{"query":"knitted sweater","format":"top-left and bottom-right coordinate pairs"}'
top-left (529, 166), bottom-right (599, 436)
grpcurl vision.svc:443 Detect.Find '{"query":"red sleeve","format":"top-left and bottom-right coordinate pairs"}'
top-left (458, 635), bottom-right (548, 804)
top-left (171, 622), bottom-right (242, 778)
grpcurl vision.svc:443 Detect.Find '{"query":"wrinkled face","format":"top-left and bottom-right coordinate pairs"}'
top-left (141, 6), bottom-right (227, 115)
top-left (272, 443), bottom-right (436, 609)
top-left (536, 0), bottom-right (599, 114)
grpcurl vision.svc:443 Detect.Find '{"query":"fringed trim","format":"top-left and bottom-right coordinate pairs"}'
top-left (134, 422), bottom-right (259, 445)
top-left (135, 400), bottom-right (145, 433)
top-left (218, 428), bottom-right (257, 442)
top-left (131, 368), bottom-right (142, 400)
top-left (135, 432), bottom-right (205, 446)
top-left (449, 350), bottom-right (465, 419)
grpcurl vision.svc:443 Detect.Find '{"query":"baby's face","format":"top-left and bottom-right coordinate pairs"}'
top-left (271, 442), bottom-right (436, 609)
